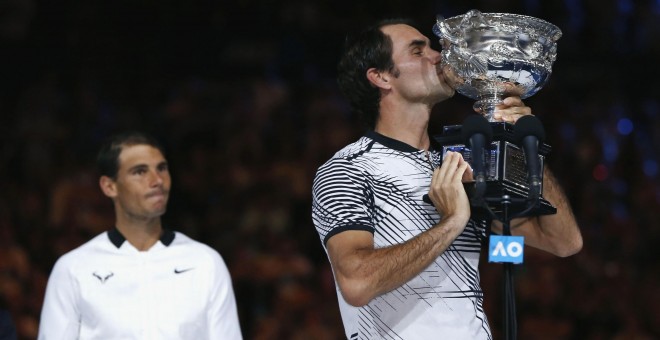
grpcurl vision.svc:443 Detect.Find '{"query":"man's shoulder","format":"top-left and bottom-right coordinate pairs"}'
top-left (335, 135), bottom-right (374, 156)
top-left (170, 232), bottom-right (225, 262)
top-left (170, 231), bottom-right (207, 248)
top-left (51, 231), bottom-right (113, 270)
top-left (317, 135), bottom-right (380, 169)
top-left (67, 231), bottom-right (112, 252)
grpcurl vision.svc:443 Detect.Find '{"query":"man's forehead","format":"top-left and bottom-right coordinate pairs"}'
top-left (118, 144), bottom-right (165, 167)
top-left (382, 24), bottom-right (429, 50)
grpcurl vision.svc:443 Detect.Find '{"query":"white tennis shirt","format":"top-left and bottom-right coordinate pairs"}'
top-left (312, 131), bottom-right (491, 339)
top-left (38, 229), bottom-right (242, 339)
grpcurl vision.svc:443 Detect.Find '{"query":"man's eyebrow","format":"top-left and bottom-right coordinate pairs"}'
top-left (408, 39), bottom-right (428, 48)
top-left (127, 164), bottom-right (148, 172)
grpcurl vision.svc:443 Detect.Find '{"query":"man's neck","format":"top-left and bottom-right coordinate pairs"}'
top-left (115, 218), bottom-right (163, 251)
top-left (376, 101), bottom-right (431, 150)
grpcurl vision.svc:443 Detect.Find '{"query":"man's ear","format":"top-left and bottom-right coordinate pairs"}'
top-left (99, 176), bottom-right (117, 198)
top-left (366, 68), bottom-right (392, 90)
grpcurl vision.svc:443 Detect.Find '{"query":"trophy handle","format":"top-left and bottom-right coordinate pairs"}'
top-left (434, 15), bottom-right (461, 45)
top-left (461, 9), bottom-right (486, 26)
top-left (435, 9), bottom-right (487, 45)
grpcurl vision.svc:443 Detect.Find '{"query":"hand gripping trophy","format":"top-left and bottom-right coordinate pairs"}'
top-left (431, 9), bottom-right (562, 219)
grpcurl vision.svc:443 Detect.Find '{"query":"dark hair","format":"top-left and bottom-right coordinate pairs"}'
top-left (337, 18), bottom-right (416, 129)
top-left (96, 131), bottom-right (165, 179)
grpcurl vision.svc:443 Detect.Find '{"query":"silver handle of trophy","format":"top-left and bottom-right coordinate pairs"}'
top-left (434, 15), bottom-right (461, 45)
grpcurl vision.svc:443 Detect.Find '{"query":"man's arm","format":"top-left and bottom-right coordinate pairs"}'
top-left (208, 252), bottom-right (242, 340)
top-left (38, 258), bottom-right (81, 340)
top-left (326, 152), bottom-right (471, 306)
top-left (493, 168), bottom-right (583, 257)
top-left (491, 96), bottom-right (583, 257)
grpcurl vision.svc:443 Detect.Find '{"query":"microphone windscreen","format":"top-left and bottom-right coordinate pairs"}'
top-left (461, 115), bottom-right (493, 145)
top-left (513, 115), bottom-right (546, 144)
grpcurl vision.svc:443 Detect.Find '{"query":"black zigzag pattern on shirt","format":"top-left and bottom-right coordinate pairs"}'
top-left (312, 135), bottom-right (492, 339)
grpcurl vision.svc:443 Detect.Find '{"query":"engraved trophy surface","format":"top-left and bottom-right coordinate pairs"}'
top-left (433, 9), bottom-right (561, 121)
top-left (431, 10), bottom-right (561, 218)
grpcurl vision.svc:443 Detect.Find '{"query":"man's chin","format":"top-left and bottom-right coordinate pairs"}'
top-left (147, 205), bottom-right (167, 218)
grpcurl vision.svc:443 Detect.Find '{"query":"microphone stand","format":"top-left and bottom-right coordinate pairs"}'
top-left (500, 195), bottom-right (516, 340)
top-left (478, 193), bottom-right (535, 340)
top-left (481, 194), bottom-right (520, 340)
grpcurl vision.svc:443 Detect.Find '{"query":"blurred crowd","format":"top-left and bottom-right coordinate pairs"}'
top-left (1, 0), bottom-right (659, 339)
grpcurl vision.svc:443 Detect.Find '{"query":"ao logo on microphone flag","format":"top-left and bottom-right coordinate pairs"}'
top-left (489, 235), bottom-right (525, 264)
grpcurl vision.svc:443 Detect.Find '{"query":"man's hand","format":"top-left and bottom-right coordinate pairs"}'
top-left (428, 151), bottom-right (471, 222)
top-left (492, 96), bottom-right (532, 123)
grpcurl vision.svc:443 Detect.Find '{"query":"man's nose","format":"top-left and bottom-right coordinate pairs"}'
top-left (149, 170), bottom-right (164, 186)
top-left (430, 48), bottom-right (442, 64)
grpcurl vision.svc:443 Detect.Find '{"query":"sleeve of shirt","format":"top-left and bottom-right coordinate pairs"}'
top-left (38, 256), bottom-right (81, 340)
top-left (207, 252), bottom-right (242, 340)
top-left (312, 157), bottom-right (376, 246)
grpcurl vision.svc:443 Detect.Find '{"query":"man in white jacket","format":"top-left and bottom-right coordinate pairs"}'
top-left (39, 131), bottom-right (242, 340)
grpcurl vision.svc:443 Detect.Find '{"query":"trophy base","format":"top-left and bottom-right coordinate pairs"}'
top-left (432, 121), bottom-right (557, 221)
top-left (463, 181), bottom-right (557, 221)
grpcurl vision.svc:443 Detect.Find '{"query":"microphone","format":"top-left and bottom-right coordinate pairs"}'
top-left (513, 115), bottom-right (546, 204)
top-left (461, 115), bottom-right (493, 204)
top-left (422, 115), bottom-right (492, 206)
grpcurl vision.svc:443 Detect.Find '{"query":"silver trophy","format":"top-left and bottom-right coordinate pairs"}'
top-left (433, 9), bottom-right (561, 121)
top-left (431, 10), bottom-right (561, 218)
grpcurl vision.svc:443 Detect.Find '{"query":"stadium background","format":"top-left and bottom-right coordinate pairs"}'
top-left (1, 0), bottom-right (659, 338)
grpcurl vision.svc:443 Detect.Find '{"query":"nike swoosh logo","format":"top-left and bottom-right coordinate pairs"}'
top-left (174, 268), bottom-right (194, 274)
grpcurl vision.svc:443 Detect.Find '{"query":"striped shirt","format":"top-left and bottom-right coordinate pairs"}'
top-left (312, 131), bottom-right (492, 339)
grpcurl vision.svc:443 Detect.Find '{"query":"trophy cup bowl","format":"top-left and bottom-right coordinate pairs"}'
top-left (433, 9), bottom-right (561, 121)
